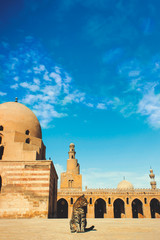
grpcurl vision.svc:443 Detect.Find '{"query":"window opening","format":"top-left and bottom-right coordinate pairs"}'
top-left (25, 138), bottom-right (30, 144)
top-left (0, 126), bottom-right (3, 131)
top-left (25, 130), bottom-right (30, 135)
top-left (90, 198), bottom-right (92, 204)
top-left (0, 146), bottom-right (4, 160)
top-left (108, 198), bottom-right (111, 204)
top-left (70, 198), bottom-right (73, 204)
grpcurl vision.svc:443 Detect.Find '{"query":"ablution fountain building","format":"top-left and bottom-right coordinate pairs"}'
top-left (0, 100), bottom-right (160, 218)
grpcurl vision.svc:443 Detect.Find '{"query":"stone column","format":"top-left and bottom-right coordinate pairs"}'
top-left (143, 204), bottom-right (151, 218)
top-left (68, 204), bottom-right (72, 219)
top-left (125, 204), bottom-right (132, 218)
top-left (107, 204), bottom-right (114, 218)
top-left (87, 204), bottom-right (94, 218)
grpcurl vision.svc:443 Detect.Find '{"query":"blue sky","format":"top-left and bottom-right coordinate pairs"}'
top-left (1, 0), bottom-right (160, 189)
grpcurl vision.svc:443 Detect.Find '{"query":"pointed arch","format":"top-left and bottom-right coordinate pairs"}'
top-left (94, 198), bottom-right (106, 218)
top-left (114, 198), bottom-right (125, 218)
top-left (150, 198), bottom-right (160, 218)
top-left (57, 198), bottom-right (68, 218)
top-left (132, 198), bottom-right (143, 218)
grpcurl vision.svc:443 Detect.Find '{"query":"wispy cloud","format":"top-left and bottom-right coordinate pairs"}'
top-left (2, 36), bottom-right (160, 130)
top-left (0, 91), bottom-right (7, 96)
top-left (138, 84), bottom-right (160, 128)
top-left (54, 163), bottom-right (156, 189)
top-left (0, 37), bottom-right (90, 128)
top-left (97, 103), bottom-right (107, 110)
top-left (82, 168), bottom-right (151, 189)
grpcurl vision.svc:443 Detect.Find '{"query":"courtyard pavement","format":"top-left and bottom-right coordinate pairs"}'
top-left (0, 218), bottom-right (160, 240)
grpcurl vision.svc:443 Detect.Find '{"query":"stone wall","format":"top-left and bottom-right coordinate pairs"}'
top-left (58, 189), bottom-right (160, 218)
top-left (0, 160), bottom-right (57, 218)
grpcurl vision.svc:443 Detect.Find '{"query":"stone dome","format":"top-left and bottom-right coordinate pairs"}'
top-left (0, 102), bottom-right (42, 139)
top-left (117, 180), bottom-right (134, 190)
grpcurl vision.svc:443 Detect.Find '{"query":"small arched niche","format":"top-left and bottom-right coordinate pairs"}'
top-left (0, 146), bottom-right (4, 160)
top-left (25, 138), bottom-right (30, 144)
top-left (25, 130), bottom-right (30, 135)
top-left (0, 126), bottom-right (3, 131)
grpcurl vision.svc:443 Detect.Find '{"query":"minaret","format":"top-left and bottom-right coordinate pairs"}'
top-left (149, 168), bottom-right (156, 190)
top-left (60, 143), bottom-right (82, 190)
top-left (67, 143), bottom-right (80, 174)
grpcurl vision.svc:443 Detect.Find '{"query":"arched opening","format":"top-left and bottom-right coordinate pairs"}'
top-left (90, 198), bottom-right (92, 204)
top-left (25, 138), bottom-right (30, 144)
top-left (0, 126), bottom-right (3, 131)
top-left (0, 146), bottom-right (4, 160)
top-left (0, 136), bottom-right (2, 144)
top-left (150, 198), bottom-right (160, 218)
top-left (68, 180), bottom-right (74, 188)
top-left (132, 199), bottom-right (143, 218)
top-left (108, 198), bottom-right (111, 204)
top-left (144, 198), bottom-right (147, 204)
top-left (95, 198), bottom-right (106, 218)
top-left (114, 199), bottom-right (125, 218)
top-left (57, 198), bottom-right (68, 218)
top-left (0, 176), bottom-right (2, 192)
top-left (126, 198), bottom-right (129, 205)
top-left (25, 130), bottom-right (30, 135)
top-left (70, 198), bottom-right (73, 204)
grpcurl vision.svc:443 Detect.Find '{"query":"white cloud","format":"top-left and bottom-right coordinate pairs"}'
top-left (20, 82), bottom-right (40, 92)
top-left (138, 87), bottom-right (160, 128)
top-left (55, 66), bottom-right (61, 74)
top-left (85, 102), bottom-right (94, 107)
top-left (10, 83), bottom-right (19, 89)
top-left (33, 103), bottom-right (67, 128)
top-left (33, 64), bottom-right (45, 74)
top-left (14, 76), bottom-right (19, 81)
top-left (50, 72), bottom-right (62, 85)
top-left (0, 91), bottom-right (7, 96)
top-left (33, 78), bottom-right (40, 85)
top-left (43, 71), bottom-right (51, 81)
top-left (128, 70), bottom-right (140, 77)
top-left (62, 90), bottom-right (85, 105)
top-left (82, 168), bottom-right (151, 189)
top-left (97, 103), bottom-right (107, 110)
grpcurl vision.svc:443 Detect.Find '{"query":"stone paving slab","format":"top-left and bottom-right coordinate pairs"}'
top-left (0, 219), bottom-right (160, 240)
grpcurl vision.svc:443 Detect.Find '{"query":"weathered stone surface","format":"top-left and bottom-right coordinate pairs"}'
top-left (0, 219), bottom-right (160, 240)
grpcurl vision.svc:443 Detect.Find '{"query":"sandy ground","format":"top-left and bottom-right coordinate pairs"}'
top-left (0, 218), bottom-right (160, 240)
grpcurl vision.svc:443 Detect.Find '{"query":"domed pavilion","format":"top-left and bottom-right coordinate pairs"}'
top-left (0, 99), bottom-right (58, 218)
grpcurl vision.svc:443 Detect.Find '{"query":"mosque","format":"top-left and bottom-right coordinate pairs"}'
top-left (0, 100), bottom-right (160, 219)
top-left (57, 144), bottom-right (160, 219)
